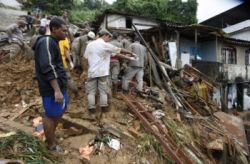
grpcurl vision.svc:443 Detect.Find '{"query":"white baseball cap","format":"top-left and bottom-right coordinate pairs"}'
top-left (87, 31), bottom-right (95, 39)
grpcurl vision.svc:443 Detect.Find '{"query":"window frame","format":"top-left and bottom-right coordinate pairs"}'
top-left (221, 47), bottom-right (237, 64)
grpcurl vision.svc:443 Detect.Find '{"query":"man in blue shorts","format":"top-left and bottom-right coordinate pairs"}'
top-left (33, 17), bottom-right (68, 152)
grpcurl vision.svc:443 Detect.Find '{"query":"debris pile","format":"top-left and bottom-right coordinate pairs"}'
top-left (114, 25), bottom-right (250, 163)
top-left (0, 31), bottom-right (249, 163)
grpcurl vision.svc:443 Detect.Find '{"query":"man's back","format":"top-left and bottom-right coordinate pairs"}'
top-left (40, 18), bottom-right (47, 27)
top-left (121, 38), bottom-right (131, 50)
top-left (84, 38), bottom-right (119, 78)
top-left (110, 39), bottom-right (122, 48)
top-left (79, 35), bottom-right (89, 55)
top-left (129, 42), bottom-right (147, 68)
top-left (26, 15), bottom-right (33, 24)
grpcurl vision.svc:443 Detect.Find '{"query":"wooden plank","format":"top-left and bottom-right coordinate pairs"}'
top-left (62, 115), bottom-right (97, 133)
top-left (0, 117), bottom-right (33, 134)
top-left (10, 99), bottom-right (42, 121)
top-left (10, 107), bottom-right (30, 121)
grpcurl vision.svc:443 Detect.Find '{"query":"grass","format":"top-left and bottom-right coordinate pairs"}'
top-left (137, 133), bottom-right (174, 163)
top-left (0, 131), bottom-right (58, 163)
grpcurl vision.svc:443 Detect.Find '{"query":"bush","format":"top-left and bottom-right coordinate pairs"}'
top-left (69, 8), bottom-right (97, 24)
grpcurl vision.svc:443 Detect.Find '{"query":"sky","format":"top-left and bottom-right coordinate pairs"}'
top-left (105, 0), bottom-right (243, 22)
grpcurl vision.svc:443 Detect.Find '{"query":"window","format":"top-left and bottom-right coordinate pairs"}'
top-left (125, 17), bottom-right (132, 28)
top-left (245, 49), bottom-right (250, 65)
top-left (221, 47), bottom-right (237, 64)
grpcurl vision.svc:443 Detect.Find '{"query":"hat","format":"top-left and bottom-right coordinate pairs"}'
top-left (98, 29), bottom-right (112, 37)
top-left (87, 31), bottom-right (95, 39)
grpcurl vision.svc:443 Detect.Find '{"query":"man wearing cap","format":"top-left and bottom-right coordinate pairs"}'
top-left (71, 31), bottom-right (95, 70)
top-left (84, 29), bottom-right (137, 113)
top-left (122, 36), bottom-right (148, 93)
top-left (6, 20), bottom-right (26, 43)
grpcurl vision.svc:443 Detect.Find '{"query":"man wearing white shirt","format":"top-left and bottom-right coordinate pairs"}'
top-left (84, 29), bottom-right (137, 113)
top-left (40, 14), bottom-right (47, 27)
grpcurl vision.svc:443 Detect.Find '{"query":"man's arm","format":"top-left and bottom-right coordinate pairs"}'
top-left (80, 45), bottom-right (89, 81)
top-left (105, 42), bottom-right (138, 60)
top-left (64, 39), bottom-right (74, 69)
top-left (117, 48), bottom-right (138, 60)
top-left (80, 58), bottom-right (88, 81)
top-left (64, 47), bottom-right (74, 69)
top-left (50, 79), bottom-right (63, 102)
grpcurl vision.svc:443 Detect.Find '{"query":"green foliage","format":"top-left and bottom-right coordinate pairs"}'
top-left (69, 0), bottom-right (110, 24)
top-left (137, 133), bottom-right (173, 163)
top-left (70, 8), bottom-right (97, 24)
top-left (112, 0), bottom-right (197, 24)
top-left (20, 0), bottom-right (73, 15)
top-left (19, 0), bottom-right (197, 24)
top-left (0, 131), bottom-right (57, 163)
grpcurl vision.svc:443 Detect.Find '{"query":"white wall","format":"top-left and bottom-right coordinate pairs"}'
top-left (230, 31), bottom-right (250, 42)
top-left (107, 14), bottom-right (126, 29)
top-left (216, 42), bottom-right (249, 64)
top-left (224, 64), bottom-right (246, 81)
top-left (105, 14), bottom-right (159, 30)
top-left (132, 18), bottom-right (159, 30)
top-left (216, 42), bottom-right (250, 81)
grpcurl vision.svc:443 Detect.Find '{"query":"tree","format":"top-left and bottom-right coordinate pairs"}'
top-left (19, 0), bottom-right (73, 15)
top-left (111, 0), bottom-right (197, 24)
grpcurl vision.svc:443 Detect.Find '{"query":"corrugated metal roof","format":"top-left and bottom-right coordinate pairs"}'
top-left (223, 20), bottom-right (250, 34)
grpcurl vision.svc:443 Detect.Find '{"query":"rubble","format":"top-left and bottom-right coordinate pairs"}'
top-left (0, 25), bottom-right (249, 164)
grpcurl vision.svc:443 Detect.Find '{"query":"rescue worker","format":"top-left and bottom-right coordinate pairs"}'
top-left (120, 34), bottom-right (132, 74)
top-left (121, 34), bottom-right (132, 50)
top-left (59, 34), bottom-right (78, 94)
top-left (122, 36), bottom-right (148, 93)
top-left (71, 31), bottom-right (95, 70)
top-left (83, 29), bottom-right (137, 113)
top-left (109, 32), bottom-right (123, 95)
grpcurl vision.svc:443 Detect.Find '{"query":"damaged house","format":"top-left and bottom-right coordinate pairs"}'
top-left (95, 6), bottom-right (250, 112)
top-left (200, 1), bottom-right (250, 111)
top-left (92, 10), bottom-right (250, 163)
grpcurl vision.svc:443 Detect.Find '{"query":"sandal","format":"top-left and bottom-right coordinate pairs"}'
top-left (49, 145), bottom-right (66, 155)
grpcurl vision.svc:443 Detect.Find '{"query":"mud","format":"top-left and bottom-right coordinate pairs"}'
top-left (0, 49), bottom-right (162, 163)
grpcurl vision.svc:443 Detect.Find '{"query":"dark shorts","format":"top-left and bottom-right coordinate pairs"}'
top-left (42, 92), bottom-right (69, 118)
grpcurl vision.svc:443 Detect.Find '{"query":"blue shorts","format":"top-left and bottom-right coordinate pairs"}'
top-left (42, 92), bottom-right (69, 118)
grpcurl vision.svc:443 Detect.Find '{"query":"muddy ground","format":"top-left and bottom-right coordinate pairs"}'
top-left (0, 44), bottom-right (165, 164)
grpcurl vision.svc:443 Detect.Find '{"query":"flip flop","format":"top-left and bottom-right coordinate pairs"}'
top-left (49, 145), bottom-right (66, 155)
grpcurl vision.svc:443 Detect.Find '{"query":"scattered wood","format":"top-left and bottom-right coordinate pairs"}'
top-left (0, 116), bottom-right (33, 134)
top-left (62, 115), bottom-right (97, 134)
top-left (10, 99), bottom-right (41, 121)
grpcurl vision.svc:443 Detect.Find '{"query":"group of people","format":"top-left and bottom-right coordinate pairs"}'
top-left (7, 12), bottom-right (148, 153)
